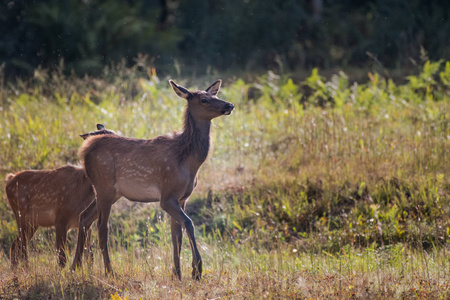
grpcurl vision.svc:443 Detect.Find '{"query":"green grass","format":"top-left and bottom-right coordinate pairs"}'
top-left (0, 60), bottom-right (449, 298)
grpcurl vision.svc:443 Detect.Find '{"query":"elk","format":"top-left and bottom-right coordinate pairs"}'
top-left (4, 124), bottom-right (115, 268)
top-left (71, 79), bottom-right (234, 280)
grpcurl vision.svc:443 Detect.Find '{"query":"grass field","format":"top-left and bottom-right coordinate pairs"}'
top-left (0, 60), bottom-right (449, 299)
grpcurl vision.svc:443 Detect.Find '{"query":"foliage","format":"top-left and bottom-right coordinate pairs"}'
top-left (0, 60), bottom-right (449, 297)
top-left (175, 0), bottom-right (306, 71)
top-left (0, 0), bottom-right (180, 76)
top-left (1, 0), bottom-right (450, 76)
top-left (1, 60), bottom-right (449, 251)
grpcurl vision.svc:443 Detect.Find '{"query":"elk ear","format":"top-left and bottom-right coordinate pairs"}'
top-left (205, 79), bottom-right (222, 96)
top-left (97, 124), bottom-right (105, 130)
top-left (169, 80), bottom-right (191, 99)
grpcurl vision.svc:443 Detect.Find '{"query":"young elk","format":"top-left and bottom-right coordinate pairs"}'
top-left (71, 80), bottom-right (234, 280)
top-left (4, 124), bottom-right (115, 268)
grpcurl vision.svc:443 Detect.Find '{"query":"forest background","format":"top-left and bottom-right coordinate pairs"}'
top-left (1, 0), bottom-right (449, 78)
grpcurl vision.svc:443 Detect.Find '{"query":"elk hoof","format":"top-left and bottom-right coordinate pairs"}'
top-left (58, 259), bottom-right (67, 268)
top-left (192, 267), bottom-right (202, 281)
top-left (70, 263), bottom-right (79, 272)
top-left (192, 259), bottom-right (203, 280)
top-left (192, 271), bottom-right (201, 281)
top-left (192, 260), bottom-right (202, 280)
top-left (172, 268), bottom-right (181, 280)
top-left (105, 267), bottom-right (115, 278)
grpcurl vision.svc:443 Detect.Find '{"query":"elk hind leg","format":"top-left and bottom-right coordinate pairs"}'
top-left (55, 223), bottom-right (68, 268)
top-left (71, 200), bottom-right (98, 270)
top-left (10, 235), bottom-right (23, 268)
top-left (10, 219), bottom-right (37, 269)
top-left (85, 228), bottom-right (94, 263)
top-left (96, 191), bottom-right (115, 276)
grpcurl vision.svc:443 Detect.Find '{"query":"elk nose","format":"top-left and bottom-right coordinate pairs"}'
top-left (225, 103), bottom-right (234, 110)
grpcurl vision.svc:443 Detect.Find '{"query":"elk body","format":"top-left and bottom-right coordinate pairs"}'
top-left (5, 165), bottom-right (94, 268)
top-left (4, 125), bottom-right (115, 268)
top-left (71, 80), bottom-right (234, 280)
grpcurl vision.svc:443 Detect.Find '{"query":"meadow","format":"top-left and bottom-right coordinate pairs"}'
top-left (0, 60), bottom-right (449, 299)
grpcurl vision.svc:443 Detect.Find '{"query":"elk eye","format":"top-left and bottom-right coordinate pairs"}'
top-left (201, 98), bottom-right (208, 103)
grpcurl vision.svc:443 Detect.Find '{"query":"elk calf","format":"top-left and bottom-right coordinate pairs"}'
top-left (4, 124), bottom-right (115, 268)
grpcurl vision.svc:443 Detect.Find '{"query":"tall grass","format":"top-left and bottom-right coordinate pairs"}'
top-left (0, 60), bottom-right (449, 298)
top-left (1, 228), bottom-right (450, 298)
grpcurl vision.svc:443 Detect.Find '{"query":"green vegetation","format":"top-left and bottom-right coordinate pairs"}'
top-left (0, 60), bottom-right (449, 298)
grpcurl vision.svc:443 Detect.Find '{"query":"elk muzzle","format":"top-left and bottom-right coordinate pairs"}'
top-left (222, 103), bottom-right (235, 115)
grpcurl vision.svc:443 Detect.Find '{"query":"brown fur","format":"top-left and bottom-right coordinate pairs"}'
top-left (72, 80), bottom-right (234, 280)
top-left (4, 165), bottom-right (95, 268)
top-left (4, 124), bottom-right (116, 268)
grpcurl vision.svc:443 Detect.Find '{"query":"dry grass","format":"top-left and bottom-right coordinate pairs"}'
top-left (1, 237), bottom-right (450, 299)
top-left (0, 61), bottom-right (450, 298)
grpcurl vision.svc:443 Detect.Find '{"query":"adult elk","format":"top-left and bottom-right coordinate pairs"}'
top-left (72, 80), bottom-right (234, 280)
top-left (4, 124), bottom-right (115, 268)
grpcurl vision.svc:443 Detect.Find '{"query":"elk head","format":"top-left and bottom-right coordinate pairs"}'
top-left (80, 124), bottom-right (117, 140)
top-left (169, 79), bottom-right (234, 121)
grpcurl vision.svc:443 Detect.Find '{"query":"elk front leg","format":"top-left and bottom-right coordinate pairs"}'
top-left (71, 200), bottom-right (98, 270)
top-left (170, 217), bottom-right (183, 279)
top-left (55, 223), bottom-right (68, 267)
top-left (161, 199), bottom-right (202, 280)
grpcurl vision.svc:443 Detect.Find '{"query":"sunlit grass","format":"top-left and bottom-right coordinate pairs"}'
top-left (1, 229), bottom-right (450, 299)
top-left (0, 60), bottom-right (449, 298)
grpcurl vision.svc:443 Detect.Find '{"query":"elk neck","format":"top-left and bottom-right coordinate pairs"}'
top-left (178, 110), bottom-right (211, 166)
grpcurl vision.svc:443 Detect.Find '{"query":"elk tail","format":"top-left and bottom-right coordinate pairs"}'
top-left (5, 173), bottom-right (15, 185)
